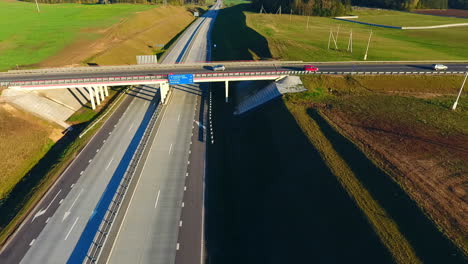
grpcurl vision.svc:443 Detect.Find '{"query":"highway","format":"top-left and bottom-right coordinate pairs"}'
top-left (1, 63), bottom-right (468, 84)
top-left (0, 1), bottom-right (218, 263)
top-left (99, 1), bottom-right (218, 263)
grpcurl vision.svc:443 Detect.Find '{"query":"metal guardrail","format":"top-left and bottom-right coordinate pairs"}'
top-left (3, 70), bottom-right (467, 88)
top-left (84, 99), bottom-right (163, 264)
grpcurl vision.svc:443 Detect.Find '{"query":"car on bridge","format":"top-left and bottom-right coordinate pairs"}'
top-left (211, 64), bottom-right (226, 71)
top-left (304, 65), bottom-right (319, 72)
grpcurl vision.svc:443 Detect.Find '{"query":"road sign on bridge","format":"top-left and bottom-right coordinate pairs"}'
top-left (168, 74), bottom-right (194, 85)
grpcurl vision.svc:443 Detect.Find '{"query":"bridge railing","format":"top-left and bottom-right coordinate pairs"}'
top-left (3, 70), bottom-right (467, 88)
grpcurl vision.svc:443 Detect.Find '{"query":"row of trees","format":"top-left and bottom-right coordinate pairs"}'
top-left (449, 0), bottom-right (468, 9)
top-left (251, 0), bottom-right (352, 16)
top-left (350, 0), bottom-right (467, 10)
top-left (22, 0), bottom-right (208, 4)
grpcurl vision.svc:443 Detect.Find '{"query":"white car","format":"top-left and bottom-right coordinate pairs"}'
top-left (432, 64), bottom-right (448, 71)
top-left (212, 65), bottom-right (226, 71)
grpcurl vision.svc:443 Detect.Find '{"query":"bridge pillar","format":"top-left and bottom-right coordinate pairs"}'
top-left (87, 87), bottom-right (96, 110)
top-left (99, 86), bottom-right (105, 101)
top-left (225, 81), bottom-right (229, 103)
top-left (94, 86), bottom-right (101, 106)
top-left (160, 82), bottom-right (169, 104)
top-left (104, 85), bottom-right (109, 96)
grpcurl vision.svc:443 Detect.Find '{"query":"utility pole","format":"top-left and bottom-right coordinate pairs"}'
top-left (347, 29), bottom-right (353, 53)
top-left (364, 30), bottom-right (373, 60)
top-left (34, 0), bottom-right (40, 12)
top-left (452, 72), bottom-right (467, 110)
top-left (276, 6), bottom-right (282, 15)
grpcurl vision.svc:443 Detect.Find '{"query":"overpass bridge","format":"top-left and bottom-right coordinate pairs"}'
top-left (1, 61), bottom-right (467, 108)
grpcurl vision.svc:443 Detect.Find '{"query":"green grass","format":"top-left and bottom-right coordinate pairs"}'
top-left (0, 1), bottom-right (154, 71)
top-left (350, 9), bottom-right (468, 27)
top-left (222, 0), bottom-right (250, 7)
top-left (234, 7), bottom-right (468, 61)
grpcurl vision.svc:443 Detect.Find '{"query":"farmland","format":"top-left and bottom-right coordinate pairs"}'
top-left (0, 1), bottom-right (153, 70)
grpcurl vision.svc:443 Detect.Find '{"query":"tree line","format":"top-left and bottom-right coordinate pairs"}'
top-left (252, 0), bottom-right (352, 16)
top-left (21, 0), bottom-right (208, 4)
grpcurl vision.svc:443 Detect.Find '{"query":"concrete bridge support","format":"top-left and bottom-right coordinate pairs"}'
top-left (94, 86), bottom-right (101, 106)
top-left (104, 85), bottom-right (109, 97)
top-left (99, 86), bottom-right (105, 102)
top-left (225, 80), bottom-right (229, 103)
top-left (160, 82), bottom-right (170, 104)
top-left (87, 87), bottom-right (96, 110)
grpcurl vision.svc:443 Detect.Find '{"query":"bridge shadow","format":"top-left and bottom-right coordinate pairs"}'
top-left (205, 83), bottom-right (394, 264)
top-left (306, 108), bottom-right (466, 264)
top-left (211, 4), bottom-right (272, 61)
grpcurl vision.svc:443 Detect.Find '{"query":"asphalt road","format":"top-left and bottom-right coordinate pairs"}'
top-left (0, 84), bottom-right (158, 263)
top-left (0, 0), bottom-right (218, 262)
top-left (99, 1), bottom-right (219, 263)
top-left (1, 64), bottom-right (467, 84)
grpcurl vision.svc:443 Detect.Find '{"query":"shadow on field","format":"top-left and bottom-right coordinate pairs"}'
top-left (205, 83), bottom-right (393, 264)
top-left (211, 4), bottom-right (272, 61)
top-left (307, 109), bottom-right (467, 264)
top-left (0, 87), bottom-right (125, 235)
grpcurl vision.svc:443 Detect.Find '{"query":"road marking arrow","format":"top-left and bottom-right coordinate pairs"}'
top-left (63, 188), bottom-right (83, 222)
top-left (31, 189), bottom-right (62, 223)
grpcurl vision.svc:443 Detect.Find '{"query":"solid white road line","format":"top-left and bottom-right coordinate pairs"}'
top-left (29, 239), bottom-right (35, 246)
top-left (63, 188), bottom-right (83, 222)
top-left (105, 157), bottom-right (115, 171)
top-left (154, 190), bottom-right (161, 209)
top-left (64, 217), bottom-right (79, 241)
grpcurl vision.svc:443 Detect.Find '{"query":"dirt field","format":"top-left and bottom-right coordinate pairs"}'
top-left (414, 9), bottom-right (468, 18)
top-left (0, 103), bottom-right (60, 200)
top-left (38, 5), bottom-right (199, 67)
top-left (287, 75), bottom-right (468, 255)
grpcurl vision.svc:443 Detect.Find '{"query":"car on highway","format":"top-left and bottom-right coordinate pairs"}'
top-left (432, 64), bottom-right (448, 71)
top-left (304, 65), bottom-right (319, 72)
top-left (211, 64), bottom-right (226, 71)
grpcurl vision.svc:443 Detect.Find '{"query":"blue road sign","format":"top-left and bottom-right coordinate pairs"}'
top-left (168, 74), bottom-right (194, 85)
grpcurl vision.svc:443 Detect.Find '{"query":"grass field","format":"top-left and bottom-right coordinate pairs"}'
top-left (0, 1), bottom-right (154, 70)
top-left (0, 104), bottom-right (59, 200)
top-left (213, 4), bottom-right (468, 62)
top-left (350, 8), bottom-right (468, 27)
top-left (211, 2), bottom-right (468, 262)
top-left (85, 5), bottom-right (204, 66)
